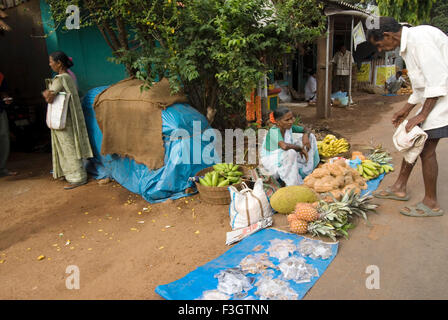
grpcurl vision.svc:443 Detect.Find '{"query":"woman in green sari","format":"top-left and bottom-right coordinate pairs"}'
top-left (42, 51), bottom-right (93, 189)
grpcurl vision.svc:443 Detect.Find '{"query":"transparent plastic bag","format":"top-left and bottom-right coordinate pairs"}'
top-left (215, 268), bottom-right (253, 295)
top-left (239, 253), bottom-right (276, 274)
top-left (255, 275), bottom-right (298, 300)
top-left (197, 290), bottom-right (231, 300)
top-left (298, 239), bottom-right (333, 260)
top-left (278, 256), bottom-right (319, 284)
top-left (267, 239), bottom-right (297, 261)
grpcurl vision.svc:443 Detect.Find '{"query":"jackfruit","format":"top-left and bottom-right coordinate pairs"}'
top-left (270, 186), bottom-right (319, 214)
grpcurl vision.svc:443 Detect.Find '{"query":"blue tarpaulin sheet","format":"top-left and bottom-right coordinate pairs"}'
top-left (155, 228), bottom-right (338, 300)
top-left (81, 86), bottom-right (216, 203)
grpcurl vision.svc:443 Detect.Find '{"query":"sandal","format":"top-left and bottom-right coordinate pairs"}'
top-left (373, 187), bottom-right (410, 201)
top-left (400, 202), bottom-right (444, 217)
top-left (64, 181), bottom-right (87, 190)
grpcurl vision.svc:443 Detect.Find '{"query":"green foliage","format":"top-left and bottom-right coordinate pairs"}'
top-left (46, 0), bottom-right (325, 128)
top-left (430, 0), bottom-right (448, 33)
top-left (376, 0), bottom-right (437, 25)
top-left (116, 0), bottom-right (325, 127)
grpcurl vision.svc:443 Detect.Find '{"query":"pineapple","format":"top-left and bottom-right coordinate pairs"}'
top-left (287, 213), bottom-right (299, 223)
top-left (307, 190), bottom-right (378, 240)
top-left (294, 203), bottom-right (319, 222)
top-left (289, 219), bottom-right (308, 234)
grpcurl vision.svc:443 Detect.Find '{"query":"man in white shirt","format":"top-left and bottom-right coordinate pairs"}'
top-left (304, 71), bottom-right (317, 103)
top-left (369, 17), bottom-right (448, 216)
top-left (331, 45), bottom-right (355, 93)
top-left (385, 71), bottom-right (406, 94)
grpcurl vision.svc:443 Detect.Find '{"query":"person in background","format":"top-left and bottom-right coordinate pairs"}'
top-left (0, 72), bottom-right (17, 177)
top-left (331, 45), bottom-right (355, 93)
top-left (42, 51), bottom-right (93, 189)
top-left (261, 107), bottom-right (320, 186)
top-left (385, 70), bottom-right (406, 94)
top-left (369, 17), bottom-right (448, 216)
top-left (304, 70), bottom-right (317, 103)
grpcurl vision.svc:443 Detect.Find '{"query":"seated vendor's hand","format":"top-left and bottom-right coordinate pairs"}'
top-left (299, 148), bottom-right (309, 162)
top-left (302, 134), bottom-right (311, 152)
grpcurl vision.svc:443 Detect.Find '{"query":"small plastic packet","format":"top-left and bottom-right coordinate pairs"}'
top-left (197, 289), bottom-right (231, 300)
top-left (298, 238), bottom-right (333, 260)
top-left (278, 256), bottom-right (319, 284)
top-left (267, 239), bottom-right (296, 261)
top-left (255, 275), bottom-right (298, 300)
top-left (239, 253), bottom-right (276, 274)
top-left (215, 268), bottom-right (253, 295)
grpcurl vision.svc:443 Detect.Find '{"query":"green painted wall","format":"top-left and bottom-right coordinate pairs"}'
top-left (40, 0), bottom-right (127, 96)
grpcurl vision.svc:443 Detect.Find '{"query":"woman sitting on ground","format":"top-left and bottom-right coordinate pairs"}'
top-left (42, 51), bottom-right (93, 189)
top-left (260, 107), bottom-right (320, 186)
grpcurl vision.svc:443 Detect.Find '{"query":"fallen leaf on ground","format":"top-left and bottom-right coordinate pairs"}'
top-left (159, 246), bottom-right (164, 250)
top-left (0, 260), bottom-right (5, 264)
top-left (37, 255), bottom-right (45, 261)
top-left (195, 230), bottom-right (200, 234)
top-left (98, 229), bottom-right (103, 232)
top-left (130, 228), bottom-right (138, 231)
top-left (65, 240), bottom-right (71, 246)
top-left (84, 212), bottom-right (89, 215)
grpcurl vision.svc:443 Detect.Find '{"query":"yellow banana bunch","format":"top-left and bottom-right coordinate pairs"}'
top-left (318, 135), bottom-right (349, 158)
top-left (357, 160), bottom-right (394, 181)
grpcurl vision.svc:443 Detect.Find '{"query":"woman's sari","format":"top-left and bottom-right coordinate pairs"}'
top-left (48, 73), bottom-right (93, 183)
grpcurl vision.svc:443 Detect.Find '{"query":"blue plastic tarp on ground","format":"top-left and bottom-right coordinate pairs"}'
top-left (81, 86), bottom-right (217, 203)
top-left (155, 228), bottom-right (338, 300)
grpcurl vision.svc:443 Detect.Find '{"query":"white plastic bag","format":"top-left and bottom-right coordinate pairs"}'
top-left (229, 179), bottom-right (273, 230)
top-left (46, 92), bottom-right (70, 130)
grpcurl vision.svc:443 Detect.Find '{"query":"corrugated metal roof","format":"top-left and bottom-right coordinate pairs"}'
top-left (322, 0), bottom-right (371, 15)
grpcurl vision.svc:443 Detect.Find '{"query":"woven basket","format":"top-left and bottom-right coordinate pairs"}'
top-left (194, 166), bottom-right (252, 205)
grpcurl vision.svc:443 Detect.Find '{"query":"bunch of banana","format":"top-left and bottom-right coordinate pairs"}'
top-left (317, 135), bottom-right (350, 158)
top-left (199, 163), bottom-right (243, 187)
top-left (367, 145), bottom-right (393, 166)
top-left (357, 160), bottom-right (394, 181)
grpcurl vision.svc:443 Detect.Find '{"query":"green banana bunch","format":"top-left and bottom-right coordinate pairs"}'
top-left (357, 160), bottom-right (394, 181)
top-left (367, 145), bottom-right (393, 166)
top-left (198, 163), bottom-right (243, 187)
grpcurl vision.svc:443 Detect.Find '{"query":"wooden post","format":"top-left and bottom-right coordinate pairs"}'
top-left (317, 16), bottom-right (333, 119)
top-left (316, 35), bottom-right (327, 119)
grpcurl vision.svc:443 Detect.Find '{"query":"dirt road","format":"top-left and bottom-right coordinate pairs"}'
top-left (1, 93), bottom-right (447, 299)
